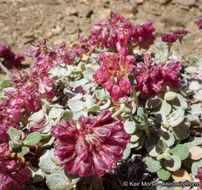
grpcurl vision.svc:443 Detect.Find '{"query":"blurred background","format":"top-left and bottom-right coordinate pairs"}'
top-left (0, 0), bottom-right (201, 56)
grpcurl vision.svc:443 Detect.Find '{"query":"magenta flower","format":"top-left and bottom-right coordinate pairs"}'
top-left (94, 52), bottom-right (135, 101)
top-left (161, 34), bottom-right (177, 43)
top-left (173, 30), bottom-right (188, 39)
top-left (90, 13), bottom-right (155, 51)
top-left (51, 110), bottom-right (131, 177)
top-left (90, 13), bottom-right (133, 50)
top-left (131, 21), bottom-right (156, 49)
top-left (0, 44), bottom-right (24, 68)
top-left (0, 100), bottom-right (21, 133)
top-left (0, 143), bottom-right (30, 190)
top-left (195, 19), bottom-right (202, 29)
top-left (133, 54), bottom-right (181, 98)
top-left (0, 125), bottom-right (9, 144)
top-left (55, 43), bottom-right (75, 65)
top-left (198, 167), bottom-right (202, 190)
top-left (160, 61), bottom-right (182, 87)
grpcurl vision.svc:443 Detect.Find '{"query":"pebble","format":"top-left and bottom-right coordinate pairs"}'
top-left (176, 0), bottom-right (196, 6)
top-left (93, 8), bottom-right (111, 22)
top-left (66, 7), bottom-right (78, 16)
top-left (136, 0), bottom-right (144, 5)
top-left (154, 0), bottom-right (171, 5)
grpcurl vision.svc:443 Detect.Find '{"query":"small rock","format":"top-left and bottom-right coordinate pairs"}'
top-left (92, 9), bottom-right (111, 23)
top-left (161, 10), bottom-right (188, 27)
top-left (176, 0), bottom-right (196, 6)
top-left (23, 30), bottom-right (34, 38)
top-left (143, 1), bottom-right (162, 15)
top-left (51, 25), bottom-right (63, 35)
top-left (78, 6), bottom-right (93, 18)
top-left (154, 0), bottom-right (171, 5)
top-left (66, 7), bottom-right (78, 16)
top-left (136, 0), bottom-right (144, 5)
top-left (123, 3), bottom-right (137, 14)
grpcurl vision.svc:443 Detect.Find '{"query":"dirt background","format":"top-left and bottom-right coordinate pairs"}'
top-left (0, 0), bottom-right (201, 60)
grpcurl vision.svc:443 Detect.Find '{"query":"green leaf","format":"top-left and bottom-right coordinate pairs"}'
top-left (189, 81), bottom-right (201, 91)
top-left (75, 56), bottom-right (80, 63)
top-left (100, 99), bottom-right (111, 110)
top-left (187, 114), bottom-right (200, 125)
top-left (130, 135), bottom-right (145, 150)
top-left (164, 155), bottom-right (181, 172)
top-left (7, 128), bottom-right (21, 142)
top-left (61, 110), bottom-right (73, 120)
top-left (168, 109), bottom-right (185, 128)
top-left (42, 136), bottom-right (55, 148)
top-left (145, 157), bottom-right (162, 173)
top-left (145, 138), bottom-right (159, 152)
top-left (130, 130), bottom-right (143, 142)
top-left (185, 137), bottom-right (202, 149)
top-left (164, 92), bottom-right (177, 101)
top-left (172, 145), bottom-right (189, 160)
top-left (9, 141), bottom-right (21, 149)
top-left (162, 131), bottom-right (175, 147)
top-left (68, 99), bottom-right (84, 112)
top-left (157, 168), bottom-right (171, 181)
top-left (191, 159), bottom-right (202, 175)
top-left (49, 108), bottom-right (64, 119)
top-left (172, 94), bottom-right (188, 110)
top-left (157, 137), bottom-right (168, 152)
top-left (149, 146), bottom-right (161, 157)
top-left (24, 132), bottom-right (41, 146)
top-left (193, 90), bottom-right (202, 102)
top-left (69, 79), bottom-right (88, 88)
top-left (1, 80), bottom-right (12, 88)
top-left (83, 66), bottom-right (95, 81)
top-left (17, 146), bottom-right (30, 156)
top-left (172, 123), bottom-right (190, 141)
top-left (46, 171), bottom-right (79, 190)
top-left (146, 97), bottom-right (162, 109)
top-left (156, 152), bottom-right (172, 161)
top-left (137, 107), bottom-right (145, 119)
top-left (158, 100), bottom-right (171, 116)
top-left (94, 89), bottom-right (109, 100)
top-left (122, 144), bottom-right (131, 160)
top-left (131, 101), bottom-right (137, 114)
top-left (39, 149), bottom-right (58, 173)
top-left (30, 110), bottom-right (44, 122)
top-left (85, 95), bottom-right (99, 112)
top-left (124, 120), bottom-right (137, 134)
top-left (190, 104), bottom-right (201, 115)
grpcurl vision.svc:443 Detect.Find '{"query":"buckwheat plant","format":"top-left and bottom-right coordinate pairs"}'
top-left (0, 13), bottom-right (201, 190)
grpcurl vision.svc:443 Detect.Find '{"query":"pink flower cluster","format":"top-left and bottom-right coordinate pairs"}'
top-left (162, 30), bottom-right (188, 43)
top-left (26, 41), bottom-right (85, 68)
top-left (0, 143), bottom-right (30, 190)
top-left (0, 44), bottom-right (24, 68)
top-left (51, 110), bottom-right (130, 177)
top-left (195, 19), bottom-right (202, 29)
top-left (173, 30), bottom-right (188, 38)
top-left (0, 68), bottom-right (54, 129)
top-left (133, 54), bottom-right (182, 98)
top-left (0, 42), bottom-right (56, 140)
top-left (94, 51), bottom-right (135, 101)
top-left (132, 21), bottom-right (156, 49)
top-left (161, 34), bottom-right (177, 43)
top-left (90, 13), bottom-right (155, 51)
top-left (198, 167), bottom-right (202, 190)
